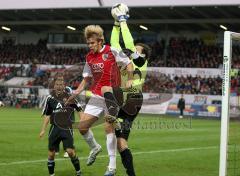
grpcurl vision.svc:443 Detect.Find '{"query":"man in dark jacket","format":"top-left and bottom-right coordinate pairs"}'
top-left (178, 94), bottom-right (185, 118)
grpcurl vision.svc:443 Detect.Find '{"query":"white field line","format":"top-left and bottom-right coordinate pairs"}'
top-left (0, 146), bottom-right (217, 166)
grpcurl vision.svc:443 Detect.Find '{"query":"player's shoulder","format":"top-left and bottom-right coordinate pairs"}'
top-left (86, 51), bottom-right (94, 61)
top-left (99, 45), bottom-right (112, 54)
top-left (46, 95), bottom-right (53, 102)
top-left (86, 51), bottom-right (92, 57)
top-left (43, 94), bottom-right (54, 107)
top-left (110, 46), bottom-right (124, 59)
top-left (104, 44), bottom-right (111, 50)
top-left (110, 46), bottom-right (120, 53)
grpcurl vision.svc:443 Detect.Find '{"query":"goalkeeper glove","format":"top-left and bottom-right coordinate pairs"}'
top-left (111, 4), bottom-right (129, 23)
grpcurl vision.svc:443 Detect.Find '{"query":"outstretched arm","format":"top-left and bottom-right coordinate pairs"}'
top-left (66, 63), bottom-right (92, 105)
top-left (65, 77), bottom-right (90, 105)
top-left (120, 22), bottom-right (136, 52)
top-left (110, 25), bottom-right (122, 50)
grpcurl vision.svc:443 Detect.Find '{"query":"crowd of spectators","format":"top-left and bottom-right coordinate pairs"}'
top-left (2, 37), bottom-right (240, 104)
top-left (149, 37), bottom-right (240, 68)
top-left (0, 39), bottom-right (88, 65)
top-left (143, 73), bottom-right (223, 95)
top-left (0, 64), bottom-right (36, 81)
top-left (1, 38), bottom-right (240, 69)
top-left (164, 38), bottom-right (223, 68)
top-left (0, 86), bottom-right (39, 108)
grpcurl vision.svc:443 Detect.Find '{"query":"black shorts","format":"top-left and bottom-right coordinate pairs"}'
top-left (48, 125), bottom-right (74, 151)
top-left (114, 89), bottom-right (143, 140)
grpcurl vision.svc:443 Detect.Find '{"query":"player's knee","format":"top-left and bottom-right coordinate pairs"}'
top-left (101, 86), bottom-right (112, 95)
top-left (104, 122), bottom-right (115, 134)
top-left (66, 148), bottom-right (75, 157)
top-left (78, 120), bottom-right (90, 135)
top-left (117, 138), bottom-right (128, 152)
top-left (117, 143), bottom-right (121, 151)
top-left (48, 150), bottom-right (55, 159)
top-left (78, 114), bottom-right (96, 135)
top-left (79, 123), bottom-right (89, 135)
top-left (79, 125), bottom-right (89, 135)
top-left (117, 144), bottom-right (128, 152)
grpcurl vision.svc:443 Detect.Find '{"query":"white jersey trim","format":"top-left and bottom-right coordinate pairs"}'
top-left (110, 47), bottom-right (131, 70)
top-left (82, 63), bottom-right (93, 78)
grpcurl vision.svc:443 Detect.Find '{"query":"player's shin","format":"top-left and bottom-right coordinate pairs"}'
top-left (82, 129), bottom-right (99, 150)
top-left (70, 154), bottom-right (81, 173)
top-left (106, 133), bottom-right (117, 170)
top-left (120, 148), bottom-right (136, 176)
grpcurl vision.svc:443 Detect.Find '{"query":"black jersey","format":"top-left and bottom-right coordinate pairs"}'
top-left (42, 90), bottom-right (82, 129)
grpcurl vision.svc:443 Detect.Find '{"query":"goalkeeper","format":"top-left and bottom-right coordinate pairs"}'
top-left (102, 4), bottom-right (151, 176)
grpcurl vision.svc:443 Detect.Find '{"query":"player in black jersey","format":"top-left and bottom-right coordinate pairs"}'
top-left (48, 74), bottom-right (75, 158)
top-left (39, 76), bottom-right (82, 176)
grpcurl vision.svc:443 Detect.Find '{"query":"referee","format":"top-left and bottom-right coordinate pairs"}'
top-left (39, 75), bottom-right (82, 176)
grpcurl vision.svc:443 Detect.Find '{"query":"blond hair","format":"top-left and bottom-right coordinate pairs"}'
top-left (84, 25), bottom-right (105, 42)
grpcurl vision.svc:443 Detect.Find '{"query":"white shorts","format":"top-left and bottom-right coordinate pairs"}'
top-left (84, 94), bottom-right (108, 118)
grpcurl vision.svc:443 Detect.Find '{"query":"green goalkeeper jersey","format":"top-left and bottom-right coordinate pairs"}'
top-left (110, 22), bottom-right (148, 92)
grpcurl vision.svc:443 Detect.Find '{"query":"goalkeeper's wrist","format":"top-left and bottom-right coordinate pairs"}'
top-left (118, 15), bottom-right (128, 22)
top-left (119, 21), bottom-right (127, 25)
top-left (114, 21), bottom-right (120, 26)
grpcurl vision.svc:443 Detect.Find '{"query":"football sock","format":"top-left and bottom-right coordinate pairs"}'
top-left (70, 155), bottom-right (81, 172)
top-left (82, 129), bottom-right (98, 150)
top-left (120, 148), bottom-right (136, 176)
top-left (106, 133), bottom-right (117, 169)
top-left (47, 159), bottom-right (55, 175)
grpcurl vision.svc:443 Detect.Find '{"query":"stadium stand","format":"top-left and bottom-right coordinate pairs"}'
top-left (0, 39), bottom-right (87, 65)
top-left (1, 38), bottom-right (240, 69)
top-left (3, 36), bottom-right (240, 104)
top-left (143, 74), bottom-right (223, 95)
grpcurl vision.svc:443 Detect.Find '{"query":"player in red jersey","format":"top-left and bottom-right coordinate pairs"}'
top-left (67, 25), bottom-right (133, 176)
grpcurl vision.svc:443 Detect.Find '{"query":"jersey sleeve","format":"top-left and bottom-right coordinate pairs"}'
top-left (82, 63), bottom-right (93, 78)
top-left (120, 22), bottom-right (136, 52)
top-left (42, 95), bottom-right (53, 116)
top-left (111, 47), bottom-right (131, 69)
top-left (110, 26), bottom-right (122, 50)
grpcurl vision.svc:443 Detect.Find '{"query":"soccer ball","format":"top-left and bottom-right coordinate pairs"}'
top-left (111, 3), bottom-right (129, 21)
top-left (0, 101), bottom-right (5, 107)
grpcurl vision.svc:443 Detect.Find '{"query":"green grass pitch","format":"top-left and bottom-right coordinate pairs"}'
top-left (0, 107), bottom-right (239, 176)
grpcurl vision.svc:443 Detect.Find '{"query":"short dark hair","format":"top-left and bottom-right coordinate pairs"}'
top-left (48, 72), bottom-right (65, 89)
top-left (136, 43), bottom-right (152, 60)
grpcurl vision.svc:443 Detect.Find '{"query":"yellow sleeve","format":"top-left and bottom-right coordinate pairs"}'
top-left (110, 25), bottom-right (122, 50)
top-left (120, 22), bottom-right (136, 52)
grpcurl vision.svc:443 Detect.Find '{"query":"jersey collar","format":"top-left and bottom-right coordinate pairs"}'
top-left (99, 45), bottom-right (106, 53)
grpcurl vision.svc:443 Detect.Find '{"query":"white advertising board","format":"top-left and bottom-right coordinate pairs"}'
top-left (148, 67), bottom-right (222, 78)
